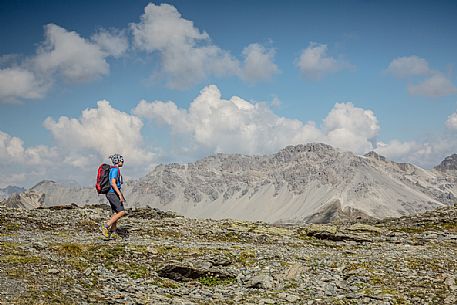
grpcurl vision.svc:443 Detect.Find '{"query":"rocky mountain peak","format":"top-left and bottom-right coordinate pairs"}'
top-left (364, 151), bottom-right (387, 162)
top-left (30, 180), bottom-right (57, 190)
top-left (435, 154), bottom-right (457, 171)
top-left (277, 143), bottom-right (338, 157)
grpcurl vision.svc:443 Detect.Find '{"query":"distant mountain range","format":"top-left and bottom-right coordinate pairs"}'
top-left (0, 185), bottom-right (25, 201)
top-left (3, 143), bottom-right (457, 224)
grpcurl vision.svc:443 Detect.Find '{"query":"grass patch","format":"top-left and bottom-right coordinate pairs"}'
top-left (0, 254), bottom-right (41, 264)
top-left (155, 278), bottom-right (180, 289)
top-left (442, 222), bottom-right (457, 232)
top-left (6, 223), bottom-right (21, 231)
top-left (76, 219), bottom-right (98, 232)
top-left (13, 288), bottom-right (77, 305)
top-left (237, 250), bottom-right (256, 267)
top-left (0, 242), bottom-right (41, 266)
top-left (114, 262), bottom-right (150, 279)
top-left (54, 243), bottom-right (88, 256)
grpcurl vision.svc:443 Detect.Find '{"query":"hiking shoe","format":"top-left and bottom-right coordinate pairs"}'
top-left (110, 231), bottom-right (119, 239)
top-left (100, 223), bottom-right (110, 238)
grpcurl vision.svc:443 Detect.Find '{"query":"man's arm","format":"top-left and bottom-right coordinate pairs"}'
top-left (111, 178), bottom-right (124, 202)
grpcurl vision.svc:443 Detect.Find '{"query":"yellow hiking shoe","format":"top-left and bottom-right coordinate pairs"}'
top-left (110, 231), bottom-right (119, 239)
top-left (100, 224), bottom-right (110, 238)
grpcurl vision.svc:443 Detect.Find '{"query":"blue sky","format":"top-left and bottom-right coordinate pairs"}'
top-left (1, 0), bottom-right (457, 187)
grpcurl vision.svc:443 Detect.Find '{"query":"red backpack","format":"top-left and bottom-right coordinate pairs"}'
top-left (95, 163), bottom-right (112, 194)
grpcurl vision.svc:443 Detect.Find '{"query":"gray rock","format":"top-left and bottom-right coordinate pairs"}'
top-left (246, 274), bottom-right (274, 289)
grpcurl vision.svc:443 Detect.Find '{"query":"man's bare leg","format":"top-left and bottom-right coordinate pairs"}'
top-left (107, 211), bottom-right (126, 228)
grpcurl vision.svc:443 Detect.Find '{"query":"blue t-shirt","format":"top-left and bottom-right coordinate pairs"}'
top-left (108, 167), bottom-right (122, 193)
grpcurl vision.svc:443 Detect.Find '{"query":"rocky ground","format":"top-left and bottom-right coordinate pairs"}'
top-left (0, 204), bottom-right (456, 305)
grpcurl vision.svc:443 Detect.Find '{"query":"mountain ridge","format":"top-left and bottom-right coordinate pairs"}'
top-left (4, 143), bottom-right (457, 223)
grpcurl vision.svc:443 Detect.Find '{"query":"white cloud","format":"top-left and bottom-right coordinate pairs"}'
top-left (92, 29), bottom-right (129, 58)
top-left (271, 96), bottom-right (281, 108)
top-left (324, 103), bottom-right (380, 153)
top-left (130, 3), bottom-right (277, 88)
top-left (130, 3), bottom-right (240, 88)
top-left (0, 173), bottom-right (27, 188)
top-left (0, 100), bottom-right (158, 188)
top-left (0, 68), bottom-right (49, 102)
top-left (374, 138), bottom-right (457, 169)
top-left (44, 100), bottom-right (154, 165)
top-left (241, 43), bottom-right (278, 82)
top-left (386, 55), bottom-right (457, 97)
top-left (134, 85), bottom-right (321, 155)
top-left (0, 130), bottom-right (60, 187)
top-left (375, 140), bottom-right (419, 160)
top-left (33, 24), bottom-right (110, 81)
top-left (375, 108), bottom-right (457, 168)
top-left (408, 73), bottom-right (457, 97)
top-left (0, 130), bottom-right (56, 164)
top-left (0, 24), bottom-right (126, 102)
top-left (446, 111), bottom-right (457, 130)
top-left (297, 42), bottom-right (351, 80)
top-left (386, 56), bottom-right (430, 78)
top-left (133, 85), bottom-right (379, 157)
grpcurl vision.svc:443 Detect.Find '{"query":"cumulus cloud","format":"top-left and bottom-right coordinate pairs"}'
top-left (130, 3), bottom-right (277, 88)
top-left (0, 24), bottom-right (127, 102)
top-left (408, 73), bottom-right (457, 97)
top-left (133, 85), bottom-right (379, 158)
top-left (386, 55), bottom-right (457, 97)
top-left (240, 43), bottom-right (278, 82)
top-left (374, 138), bottom-right (457, 169)
top-left (375, 140), bottom-right (420, 160)
top-left (0, 100), bottom-right (158, 187)
top-left (134, 85), bottom-right (319, 154)
top-left (296, 42), bottom-right (351, 80)
top-left (446, 111), bottom-right (457, 130)
top-left (0, 68), bottom-right (49, 101)
top-left (0, 130), bottom-right (59, 187)
top-left (375, 107), bottom-right (457, 168)
top-left (130, 3), bottom-right (239, 88)
top-left (386, 55), bottom-right (430, 78)
top-left (33, 24), bottom-right (111, 81)
top-left (0, 130), bottom-right (56, 164)
top-left (91, 29), bottom-right (129, 58)
top-left (44, 100), bottom-right (154, 165)
top-left (324, 103), bottom-right (379, 153)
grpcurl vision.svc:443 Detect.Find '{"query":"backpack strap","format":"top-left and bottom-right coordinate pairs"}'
top-left (118, 168), bottom-right (123, 184)
top-left (112, 165), bottom-right (123, 184)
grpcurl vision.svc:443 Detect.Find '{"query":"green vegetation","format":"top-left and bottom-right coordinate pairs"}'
top-left (237, 249), bottom-right (257, 266)
top-left (13, 289), bottom-right (77, 305)
top-left (2, 222), bottom-right (21, 232)
top-left (0, 254), bottom-right (41, 264)
top-left (115, 262), bottom-right (150, 279)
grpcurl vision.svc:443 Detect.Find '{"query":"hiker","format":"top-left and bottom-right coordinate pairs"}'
top-left (101, 154), bottom-right (126, 238)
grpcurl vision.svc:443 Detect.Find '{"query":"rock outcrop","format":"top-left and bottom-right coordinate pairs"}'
top-left (1, 190), bottom-right (44, 209)
top-left (1, 204), bottom-right (456, 304)
top-left (435, 153), bottom-right (457, 171)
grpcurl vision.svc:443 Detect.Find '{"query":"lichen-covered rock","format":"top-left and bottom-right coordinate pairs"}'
top-left (0, 204), bottom-right (456, 304)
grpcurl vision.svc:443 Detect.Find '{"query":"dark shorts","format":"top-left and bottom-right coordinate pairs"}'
top-left (106, 192), bottom-right (125, 213)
